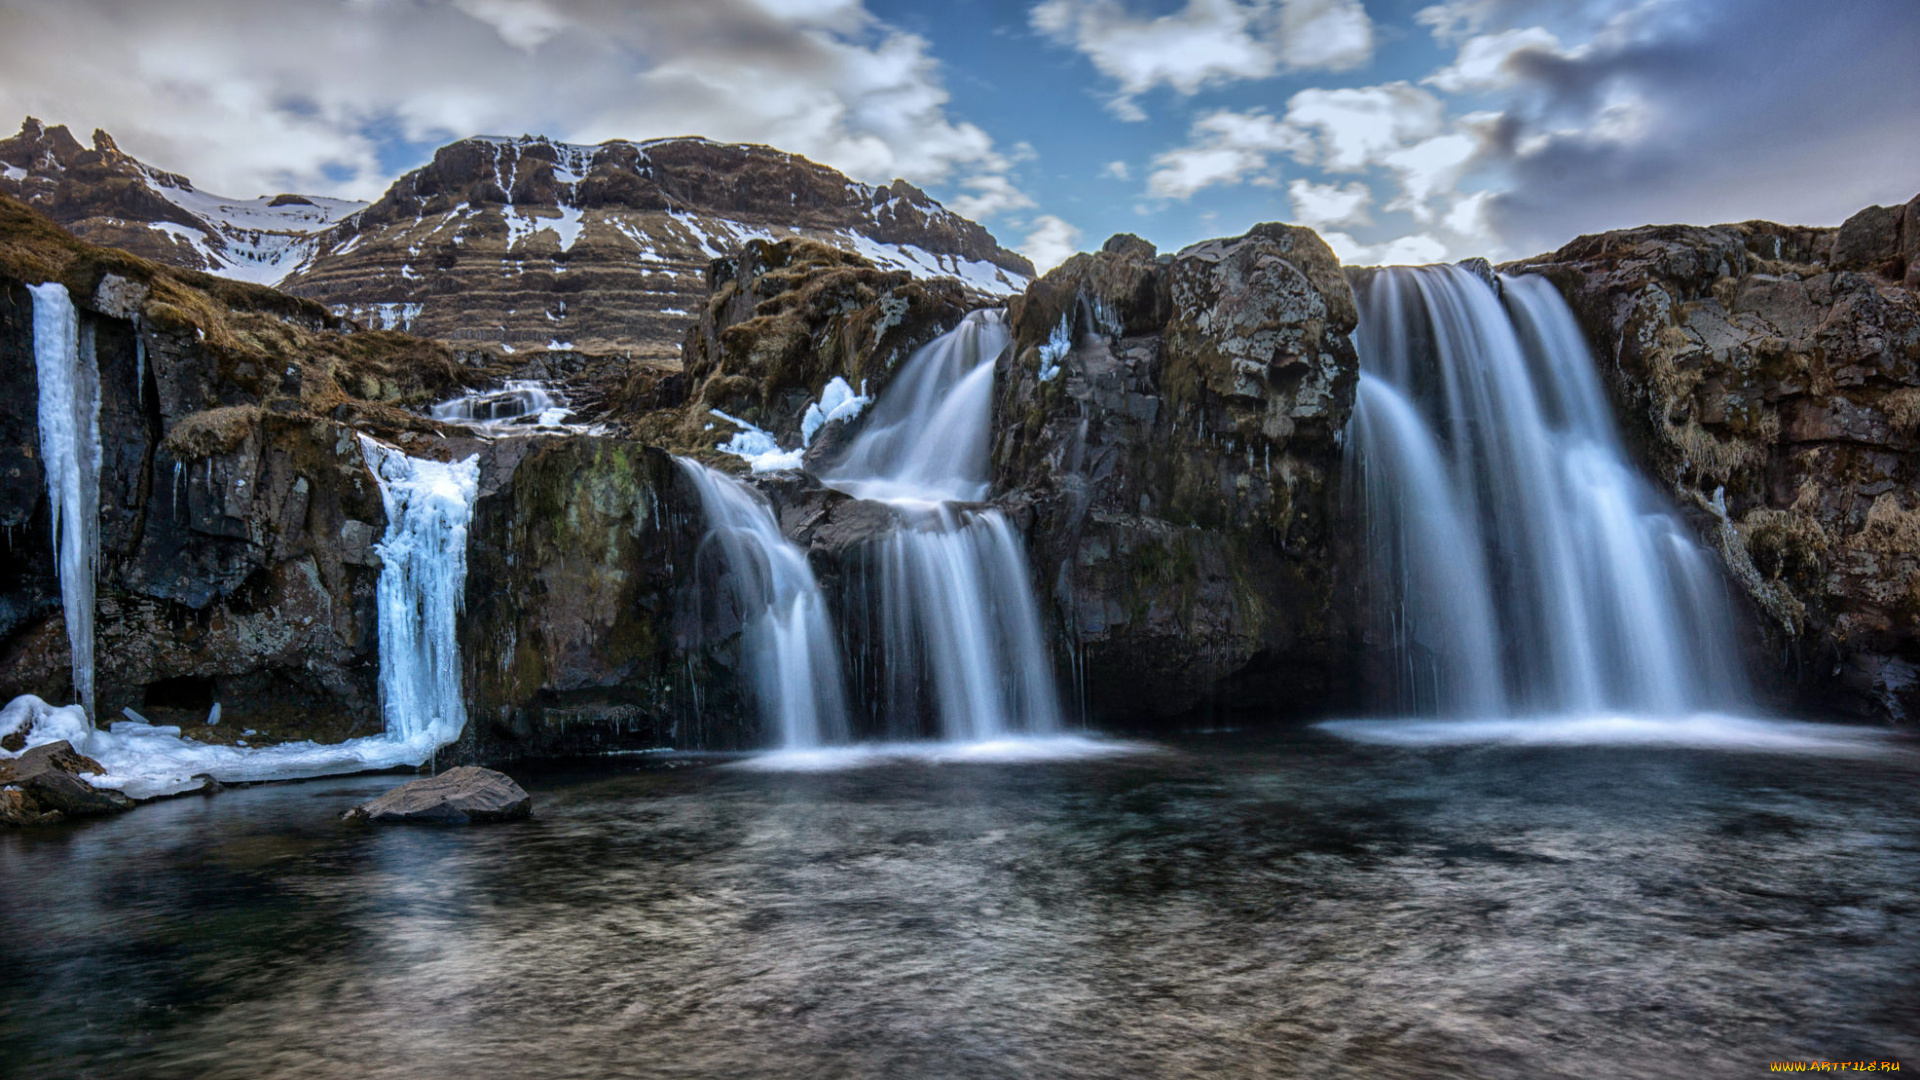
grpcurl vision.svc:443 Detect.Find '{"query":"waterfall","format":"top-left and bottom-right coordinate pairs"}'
top-left (678, 458), bottom-right (849, 749)
top-left (358, 437), bottom-right (480, 749)
top-left (1346, 264), bottom-right (1749, 716)
top-left (824, 309), bottom-right (1064, 740)
top-left (29, 282), bottom-right (101, 720)
top-left (430, 380), bottom-right (586, 434)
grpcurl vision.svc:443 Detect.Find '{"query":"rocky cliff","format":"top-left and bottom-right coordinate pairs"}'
top-left (0, 190), bottom-right (761, 759)
top-left (989, 227), bottom-right (1361, 723)
top-left (1512, 193), bottom-right (1920, 721)
top-left (0, 192), bottom-right (490, 744)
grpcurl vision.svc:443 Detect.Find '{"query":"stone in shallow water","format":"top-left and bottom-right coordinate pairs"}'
top-left (343, 766), bottom-right (532, 824)
top-left (0, 740), bottom-right (135, 819)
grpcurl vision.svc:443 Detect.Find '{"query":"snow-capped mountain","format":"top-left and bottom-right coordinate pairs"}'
top-left (0, 118), bottom-right (363, 285)
top-left (0, 119), bottom-right (1034, 355)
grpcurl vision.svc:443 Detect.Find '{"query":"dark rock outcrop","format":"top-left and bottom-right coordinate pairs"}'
top-left (0, 740), bottom-right (134, 820)
top-left (343, 765), bottom-right (531, 824)
top-left (457, 438), bottom-right (757, 757)
top-left (991, 226), bottom-right (1361, 724)
top-left (638, 236), bottom-right (982, 457)
top-left (1513, 194), bottom-right (1920, 721)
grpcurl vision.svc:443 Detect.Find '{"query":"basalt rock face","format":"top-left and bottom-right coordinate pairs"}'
top-left (275, 134), bottom-right (1031, 358)
top-left (640, 237), bottom-right (983, 459)
top-left (456, 438), bottom-right (757, 759)
top-left (992, 227), bottom-right (1361, 724)
top-left (0, 193), bottom-right (493, 744)
top-left (1513, 194), bottom-right (1920, 721)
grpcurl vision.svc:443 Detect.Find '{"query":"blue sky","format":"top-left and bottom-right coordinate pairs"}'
top-left (2, 0), bottom-right (1917, 270)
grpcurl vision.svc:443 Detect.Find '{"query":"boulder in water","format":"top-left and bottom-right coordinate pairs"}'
top-left (0, 740), bottom-right (135, 819)
top-left (343, 766), bottom-right (532, 824)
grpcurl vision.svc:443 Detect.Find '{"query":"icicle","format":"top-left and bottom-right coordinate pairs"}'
top-left (29, 282), bottom-right (100, 720)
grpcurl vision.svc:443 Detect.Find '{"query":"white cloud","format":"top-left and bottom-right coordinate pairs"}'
top-left (1286, 82), bottom-right (1446, 172)
top-left (0, 0), bottom-right (1032, 218)
top-left (450, 0), bottom-right (570, 51)
top-left (1103, 160), bottom-right (1131, 180)
top-left (1020, 214), bottom-right (1083, 273)
top-left (1380, 132), bottom-right (1480, 222)
top-left (1319, 230), bottom-right (1451, 266)
top-left (1425, 26), bottom-right (1566, 92)
top-left (1146, 108), bottom-right (1311, 199)
top-left (1287, 178), bottom-right (1372, 229)
top-left (947, 171), bottom-right (1037, 219)
top-left (1030, 0), bottom-right (1375, 120)
top-left (1278, 0), bottom-right (1374, 71)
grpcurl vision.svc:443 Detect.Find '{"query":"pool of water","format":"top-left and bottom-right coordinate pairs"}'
top-left (3, 726), bottom-right (1916, 1079)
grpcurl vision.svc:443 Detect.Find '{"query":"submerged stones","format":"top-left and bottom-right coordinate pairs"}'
top-left (344, 766), bottom-right (532, 824)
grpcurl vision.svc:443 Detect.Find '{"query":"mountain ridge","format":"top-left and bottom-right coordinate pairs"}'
top-left (0, 118), bottom-right (1034, 357)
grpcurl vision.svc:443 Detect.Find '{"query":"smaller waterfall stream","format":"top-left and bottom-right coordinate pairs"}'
top-left (679, 459), bottom-right (850, 749)
top-left (431, 380), bottom-right (598, 435)
top-left (28, 282), bottom-right (100, 719)
top-left (358, 438), bottom-right (480, 750)
top-left (824, 310), bottom-right (1064, 741)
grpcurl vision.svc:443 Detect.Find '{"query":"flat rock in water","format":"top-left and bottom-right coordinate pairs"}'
top-left (0, 741), bottom-right (134, 819)
top-left (344, 766), bottom-right (532, 824)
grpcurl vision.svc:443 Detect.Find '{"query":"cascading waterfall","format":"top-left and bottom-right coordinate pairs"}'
top-left (358, 437), bottom-right (480, 750)
top-left (824, 309), bottom-right (1064, 740)
top-left (29, 282), bottom-right (101, 720)
top-left (678, 459), bottom-right (849, 749)
top-left (1346, 264), bottom-right (1749, 717)
top-left (430, 380), bottom-right (586, 434)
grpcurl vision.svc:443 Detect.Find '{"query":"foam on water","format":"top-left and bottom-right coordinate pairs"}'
top-left (735, 734), bottom-right (1150, 772)
top-left (1320, 713), bottom-right (1905, 756)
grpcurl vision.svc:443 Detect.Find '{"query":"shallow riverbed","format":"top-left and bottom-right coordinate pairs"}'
top-left (3, 725), bottom-right (1916, 1079)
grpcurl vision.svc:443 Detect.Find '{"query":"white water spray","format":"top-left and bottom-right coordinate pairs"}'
top-left (29, 282), bottom-right (100, 720)
top-left (431, 380), bottom-right (596, 435)
top-left (678, 458), bottom-right (849, 749)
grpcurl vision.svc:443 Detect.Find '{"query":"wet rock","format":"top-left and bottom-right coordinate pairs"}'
top-left (343, 766), bottom-right (532, 824)
top-left (459, 437), bottom-right (745, 756)
top-left (0, 740), bottom-right (133, 818)
top-left (993, 225), bottom-right (1361, 723)
top-left (0, 786), bottom-right (58, 826)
